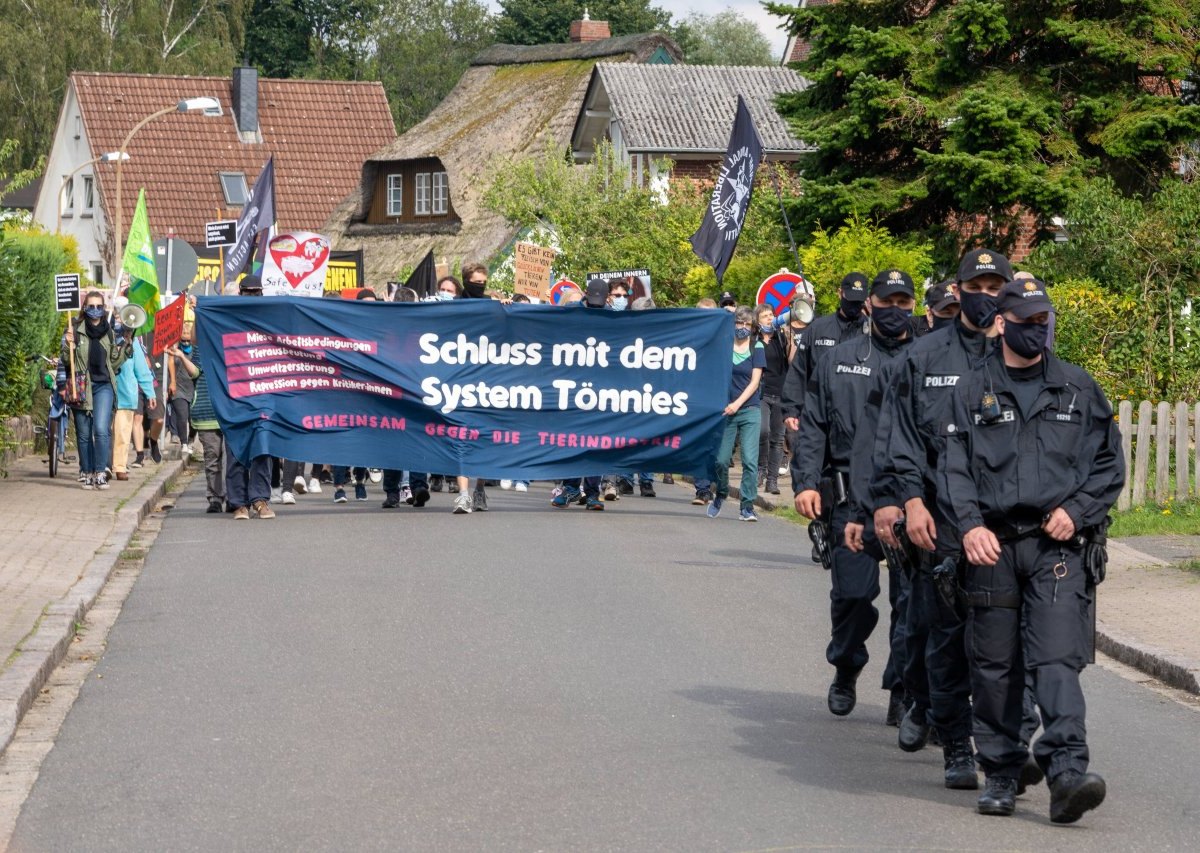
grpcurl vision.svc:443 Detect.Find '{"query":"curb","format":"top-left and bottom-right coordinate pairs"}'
top-left (1095, 620), bottom-right (1200, 695)
top-left (676, 473), bottom-right (785, 513)
top-left (0, 459), bottom-right (184, 754)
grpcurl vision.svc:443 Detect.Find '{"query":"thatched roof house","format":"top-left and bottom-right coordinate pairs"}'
top-left (325, 26), bottom-right (681, 285)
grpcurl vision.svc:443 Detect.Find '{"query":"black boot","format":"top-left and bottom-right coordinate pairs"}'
top-left (827, 668), bottom-right (860, 716)
top-left (898, 705), bottom-right (931, 752)
top-left (1017, 755), bottom-right (1044, 795)
top-left (977, 776), bottom-right (1017, 816)
top-left (943, 739), bottom-right (979, 790)
top-left (885, 688), bottom-right (905, 727)
top-left (1049, 770), bottom-right (1106, 824)
top-left (765, 477), bottom-right (780, 495)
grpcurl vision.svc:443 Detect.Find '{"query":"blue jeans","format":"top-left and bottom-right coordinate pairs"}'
top-left (73, 382), bottom-right (114, 474)
top-left (563, 476), bottom-right (601, 498)
top-left (226, 454), bottom-right (272, 508)
top-left (712, 404), bottom-right (761, 510)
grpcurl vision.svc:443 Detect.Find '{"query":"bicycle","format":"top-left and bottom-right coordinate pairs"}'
top-left (31, 355), bottom-right (73, 478)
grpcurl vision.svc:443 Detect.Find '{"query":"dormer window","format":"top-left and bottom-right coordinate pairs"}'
top-left (219, 172), bottom-right (249, 206)
top-left (387, 175), bottom-right (403, 216)
top-left (368, 158), bottom-right (458, 225)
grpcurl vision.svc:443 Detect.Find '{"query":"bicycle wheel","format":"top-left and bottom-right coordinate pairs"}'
top-left (47, 417), bottom-right (58, 478)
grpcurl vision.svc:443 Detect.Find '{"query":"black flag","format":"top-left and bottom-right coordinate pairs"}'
top-left (689, 96), bottom-right (763, 284)
top-left (223, 157), bottom-right (276, 281)
top-left (404, 250), bottom-right (437, 298)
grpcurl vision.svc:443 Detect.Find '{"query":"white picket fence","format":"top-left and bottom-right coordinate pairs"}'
top-left (1115, 400), bottom-right (1199, 510)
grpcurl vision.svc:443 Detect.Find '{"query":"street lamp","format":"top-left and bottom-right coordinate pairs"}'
top-left (57, 152), bottom-right (128, 233)
top-left (110, 97), bottom-right (221, 278)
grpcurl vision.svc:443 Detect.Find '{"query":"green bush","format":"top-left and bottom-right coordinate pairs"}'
top-left (1048, 279), bottom-right (1149, 403)
top-left (0, 226), bottom-right (81, 419)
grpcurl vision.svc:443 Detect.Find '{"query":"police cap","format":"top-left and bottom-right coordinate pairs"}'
top-left (871, 269), bottom-right (915, 299)
top-left (957, 248), bottom-right (1013, 283)
top-left (239, 272), bottom-right (263, 293)
top-left (839, 273), bottom-right (869, 302)
top-left (924, 280), bottom-right (958, 311)
top-left (997, 278), bottom-right (1053, 319)
top-left (718, 290), bottom-right (737, 307)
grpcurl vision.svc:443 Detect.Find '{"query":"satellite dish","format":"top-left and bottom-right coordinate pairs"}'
top-left (120, 304), bottom-right (148, 329)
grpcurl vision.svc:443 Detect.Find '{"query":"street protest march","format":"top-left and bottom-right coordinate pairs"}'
top-left (195, 297), bottom-right (732, 478)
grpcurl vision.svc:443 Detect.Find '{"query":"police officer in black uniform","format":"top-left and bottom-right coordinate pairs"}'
top-left (793, 269), bottom-right (916, 717)
top-left (938, 279), bottom-right (1124, 822)
top-left (866, 249), bottom-right (1010, 790)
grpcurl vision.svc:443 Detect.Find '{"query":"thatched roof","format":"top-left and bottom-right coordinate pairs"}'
top-left (326, 33), bottom-right (681, 285)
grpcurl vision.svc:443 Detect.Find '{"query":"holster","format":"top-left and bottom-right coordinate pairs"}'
top-left (1076, 515), bottom-right (1111, 586)
top-left (808, 519), bottom-right (834, 571)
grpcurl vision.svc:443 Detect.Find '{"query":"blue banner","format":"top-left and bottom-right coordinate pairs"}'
top-left (194, 297), bottom-right (733, 478)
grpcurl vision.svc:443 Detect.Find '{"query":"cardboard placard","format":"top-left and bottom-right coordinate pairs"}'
top-left (151, 295), bottom-right (186, 356)
top-left (55, 273), bottom-right (81, 312)
top-left (513, 242), bottom-right (556, 299)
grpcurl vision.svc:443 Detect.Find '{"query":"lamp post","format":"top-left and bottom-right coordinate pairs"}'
top-left (110, 96), bottom-right (220, 279)
top-left (57, 152), bottom-right (128, 233)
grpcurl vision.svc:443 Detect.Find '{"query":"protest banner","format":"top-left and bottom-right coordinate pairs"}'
top-left (261, 232), bottom-right (331, 298)
top-left (587, 268), bottom-right (652, 302)
top-left (151, 294), bottom-right (186, 356)
top-left (194, 298), bottom-right (732, 478)
top-left (514, 242), bottom-right (557, 299)
top-left (55, 274), bottom-right (81, 312)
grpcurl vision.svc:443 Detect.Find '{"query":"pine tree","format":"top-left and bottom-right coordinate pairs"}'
top-left (768, 0), bottom-right (1200, 254)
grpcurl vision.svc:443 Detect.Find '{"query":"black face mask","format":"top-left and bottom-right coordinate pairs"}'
top-left (871, 305), bottom-right (912, 338)
top-left (1003, 319), bottom-right (1049, 358)
top-left (931, 313), bottom-right (957, 332)
top-left (464, 281), bottom-right (487, 299)
top-left (959, 289), bottom-right (997, 328)
top-left (839, 298), bottom-right (864, 320)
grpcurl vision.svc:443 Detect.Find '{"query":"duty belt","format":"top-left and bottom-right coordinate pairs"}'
top-left (965, 589), bottom-right (1022, 609)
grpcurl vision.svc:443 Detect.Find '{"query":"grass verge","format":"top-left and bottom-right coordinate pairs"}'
top-left (1109, 501), bottom-right (1200, 537)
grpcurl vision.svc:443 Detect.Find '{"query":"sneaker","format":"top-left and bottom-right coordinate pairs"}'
top-left (472, 487), bottom-right (489, 512)
top-left (662, 473), bottom-right (674, 485)
top-left (253, 499), bottom-right (276, 519)
top-left (354, 483), bottom-right (368, 501)
top-left (233, 506), bottom-right (250, 520)
top-left (639, 481), bottom-right (656, 498)
top-left (500, 479), bottom-right (513, 490)
top-left (81, 474), bottom-right (94, 490)
top-left (453, 493), bottom-right (472, 514)
top-left (207, 499), bottom-right (224, 514)
top-left (430, 475), bottom-right (444, 492)
top-left (766, 479), bottom-right (780, 495)
top-left (95, 472), bottom-right (110, 490)
top-left (149, 439), bottom-right (162, 464)
top-left (308, 477), bottom-right (322, 494)
top-left (181, 444), bottom-right (192, 462)
top-left (368, 468), bottom-right (383, 484)
top-left (78, 470), bottom-right (88, 483)
top-left (271, 487), bottom-right (282, 502)
top-left (552, 487), bottom-right (581, 508)
top-left (318, 468), bottom-right (333, 484)
top-left (706, 495), bottom-right (725, 518)
top-left (281, 490), bottom-right (296, 505)
top-left (585, 496), bottom-right (605, 510)
top-left (131, 454), bottom-right (144, 468)
top-left (382, 492), bottom-right (401, 509)
top-left (401, 485), bottom-right (414, 504)
top-left (333, 488), bottom-right (348, 503)
top-left (412, 487), bottom-right (430, 508)
top-left (447, 479), bottom-right (460, 493)
top-left (691, 492), bottom-right (708, 506)
top-left (603, 483), bottom-right (619, 501)
top-left (778, 465), bottom-right (789, 476)
top-left (293, 476), bottom-right (307, 495)
top-left (515, 481), bottom-right (529, 492)
top-left (739, 506), bottom-right (759, 522)
top-left (618, 479), bottom-right (634, 496)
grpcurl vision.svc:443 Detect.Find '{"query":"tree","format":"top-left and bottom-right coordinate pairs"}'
top-left (674, 9), bottom-right (775, 66)
top-left (244, 0), bottom-right (380, 79)
top-left (494, 0), bottom-right (671, 46)
top-left (375, 0), bottom-right (496, 133)
top-left (767, 0), bottom-right (1200, 259)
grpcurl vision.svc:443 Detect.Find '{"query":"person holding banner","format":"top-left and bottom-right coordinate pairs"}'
top-left (225, 273), bottom-right (275, 520)
top-left (706, 305), bottom-right (766, 522)
top-left (111, 320), bottom-right (157, 481)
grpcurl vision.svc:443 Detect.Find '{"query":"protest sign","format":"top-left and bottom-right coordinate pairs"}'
top-left (261, 232), bottom-right (331, 298)
top-left (194, 298), bottom-right (732, 478)
top-left (55, 274), bottom-right (81, 312)
top-left (513, 242), bottom-right (556, 299)
top-left (587, 268), bottom-right (652, 302)
top-left (151, 294), bottom-right (186, 356)
top-left (205, 220), bottom-right (238, 248)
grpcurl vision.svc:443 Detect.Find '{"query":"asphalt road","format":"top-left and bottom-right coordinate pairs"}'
top-left (11, 480), bottom-right (1200, 851)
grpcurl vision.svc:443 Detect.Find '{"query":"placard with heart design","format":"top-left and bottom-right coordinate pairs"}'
top-left (262, 231), bottom-right (331, 298)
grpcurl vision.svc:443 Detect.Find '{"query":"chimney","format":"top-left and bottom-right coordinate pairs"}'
top-left (232, 65), bottom-right (258, 141)
top-left (569, 9), bottom-right (610, 43)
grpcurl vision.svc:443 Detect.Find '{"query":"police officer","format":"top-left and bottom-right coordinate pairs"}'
top-left (938, 279), bottom-right (1123, 822)
top-left (793, 269), bottom-right (916, 717)
top-left (866, 249), bottom-right (1010, 790)
top-left (912, 280), bottom-right (960, 337)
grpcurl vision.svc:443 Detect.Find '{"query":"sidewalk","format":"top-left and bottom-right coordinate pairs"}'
top-left (0, 451), bottom-right (182, 751)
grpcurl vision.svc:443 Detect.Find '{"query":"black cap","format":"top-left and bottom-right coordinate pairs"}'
top-left (239, 272), bottom-right (263, 292)
top-left (924, 280), bottom-right (958, 311)
top-left (871, 269), bottom-right (915, 299)
top-left (839, 272), bottom-right (868, 301)
top-left (584, 277), bottom-right (608, 308)
top-left (718, 290), bottom-right (737, 307)
top-left (997, 278), bottom-right (1053, 319)
top-left (957, 248), bottom-right (1013, 283)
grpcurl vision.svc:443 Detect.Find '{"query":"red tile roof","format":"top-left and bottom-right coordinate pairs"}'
top-left (73, 72), bottom-right (396, 243)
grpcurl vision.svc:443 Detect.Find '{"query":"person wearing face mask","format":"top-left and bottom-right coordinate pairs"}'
top-left (859, 248), bottom-right (1009, 789)
top-left (937, 279), bottom-right (1123, 824)
top-left (915, 281), bottom-right (960, 337)
top-left (755, 304), bottom-right (789, 496)
top-left (792, 269), bottom-right (916, 721)
top-left (606, 280), bottom-right (629, 312)
top-left (705, 305), bottom-right (766, 522)
top-left (62, 291), bottom-right (135, 489)
top-left (111, 318), bottom-right (157, 481)
top-left (167, 324), bottom-right (198, 462)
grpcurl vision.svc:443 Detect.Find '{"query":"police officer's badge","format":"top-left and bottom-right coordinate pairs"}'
top-left (978, 253), bottom-right (993, 265)
top-left (888, 270), bottom-right (902, 281)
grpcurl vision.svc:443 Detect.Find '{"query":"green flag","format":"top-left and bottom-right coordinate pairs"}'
top-left (122, 189), bottom-right (159, 331)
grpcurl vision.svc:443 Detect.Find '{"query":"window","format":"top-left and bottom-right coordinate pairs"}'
top-left (415, 172), bottom-right (431, 215)
top-left (81, 175), bottom-right (94, 215)
top-left (432, 172), bottom-right (449, 215)
top-left (90, 262), bottom-right (104, 286)
top-left (219, 172), bottom-right (249, 207)
top-left (62, 177), bottom-right (74, 215)
top-left (386, 174), bottom-right (403, 216)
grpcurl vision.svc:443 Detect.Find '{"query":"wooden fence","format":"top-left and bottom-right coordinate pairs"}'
top-left (1115, 401), bottom-right (1200, 510)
